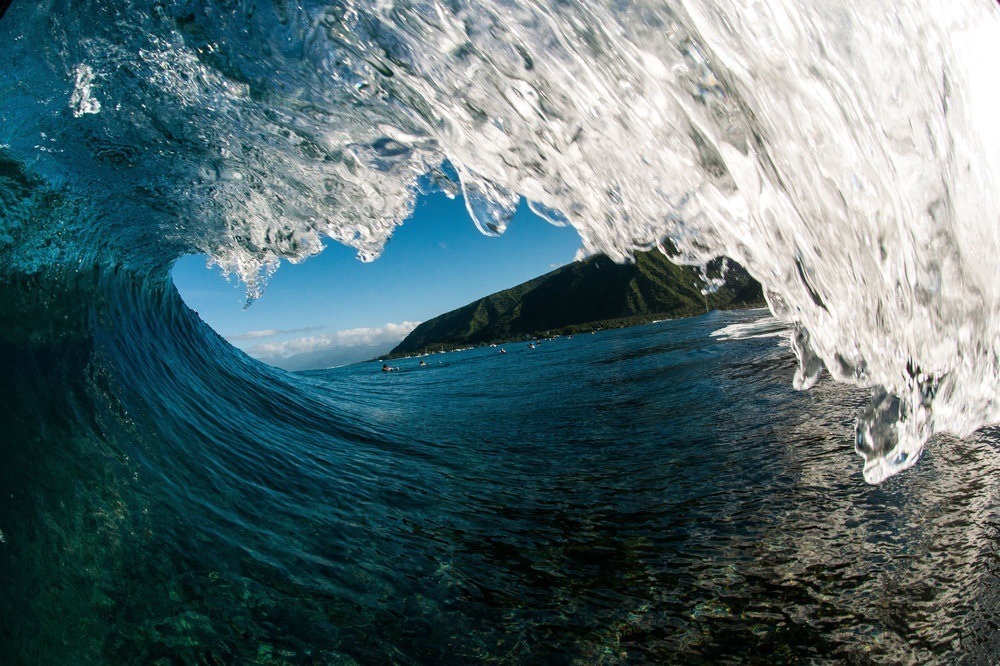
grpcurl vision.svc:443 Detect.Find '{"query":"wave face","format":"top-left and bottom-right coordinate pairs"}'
top-left (4, 278), bottom-right (1000, 663)
top-left (6, 5), bottom-right (1000, 659)
top-left (3, 1), bottom-right (1000, 480)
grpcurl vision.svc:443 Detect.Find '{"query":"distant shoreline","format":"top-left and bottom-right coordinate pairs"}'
top-left (375, 303), bottom-right (766, 362)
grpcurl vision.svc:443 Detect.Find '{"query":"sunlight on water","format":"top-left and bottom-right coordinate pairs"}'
top-left (7, 4), bottom-right (1000, 661)
top-left (1, 3), bottom-right (999, 483)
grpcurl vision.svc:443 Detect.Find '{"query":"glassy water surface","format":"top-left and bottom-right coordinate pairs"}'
top-left (6, 308), bottom-right (996, 663)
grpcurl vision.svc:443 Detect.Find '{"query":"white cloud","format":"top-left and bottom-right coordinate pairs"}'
top-left (229, 326), bottom-right (325, 341)
top-left (242, 321), bottom-right (421, 359)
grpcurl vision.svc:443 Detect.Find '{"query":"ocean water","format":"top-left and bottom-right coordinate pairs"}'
top-left (2, 284), bottom-right (1000, 663)
top-left (2, 1), bottom-right (1000, 479)
top-left (4, 1), bottom-right (1000, 663)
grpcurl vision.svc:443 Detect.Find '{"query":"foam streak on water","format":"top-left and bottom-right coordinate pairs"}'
top-left (2, 2), bottom-right (1000, 480)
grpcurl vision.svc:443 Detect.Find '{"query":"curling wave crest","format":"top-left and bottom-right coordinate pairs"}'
top-left (2, 1), bottom-right (1000, 481)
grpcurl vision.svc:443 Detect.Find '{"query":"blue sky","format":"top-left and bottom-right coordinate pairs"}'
top-left (172, 192), bottom-right (582, 368)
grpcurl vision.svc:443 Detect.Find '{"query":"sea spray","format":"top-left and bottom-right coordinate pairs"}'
top-left (2, 1), bottom-right (1000, 480)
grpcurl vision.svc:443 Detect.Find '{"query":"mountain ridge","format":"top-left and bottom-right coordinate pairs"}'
top-left (389, 250), bottom-right (765, 357)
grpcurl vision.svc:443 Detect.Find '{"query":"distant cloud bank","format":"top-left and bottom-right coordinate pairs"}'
top-left (228, 326), bottom-right (325, 341)
top-left (226, 321), bottom-right (421, 370)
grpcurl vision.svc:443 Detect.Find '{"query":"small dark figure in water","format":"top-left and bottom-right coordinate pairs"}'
top-left (382, 364), bottom-right (392, 372)
top-left (499, 348), bottom-right (506, 354)
top-left (419, 360), bottom-right (427, 367)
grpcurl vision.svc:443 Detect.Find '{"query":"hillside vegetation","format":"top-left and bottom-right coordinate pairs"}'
top-left (390, 251), bottom-right (764, 357)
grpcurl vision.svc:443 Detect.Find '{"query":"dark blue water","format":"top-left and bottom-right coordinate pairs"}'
top-left (3, 270), bottom-right (999, 663)
top-left (3, 2), bottom-right (1000, 663)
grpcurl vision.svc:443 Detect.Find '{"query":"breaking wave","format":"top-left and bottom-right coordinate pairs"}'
top-left (3, 1), bottom-right (1000, 483)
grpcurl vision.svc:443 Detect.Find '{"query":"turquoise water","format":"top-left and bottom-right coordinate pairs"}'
top-left (4, 2), bottom-right (1000, 662)
top-left (2, 273), bottom-right (999, 662)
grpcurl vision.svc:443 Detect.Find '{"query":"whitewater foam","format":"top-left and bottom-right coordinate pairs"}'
top-left (2, 1), bottom-right (1000, 480)
top-left (69, 64), bottom-right (101, 118)
top-left (711, 316), bottom-right (789, 342)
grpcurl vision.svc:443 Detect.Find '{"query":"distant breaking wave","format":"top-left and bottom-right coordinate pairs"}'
top-left (2, 1), bottom-right (1000, 481)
